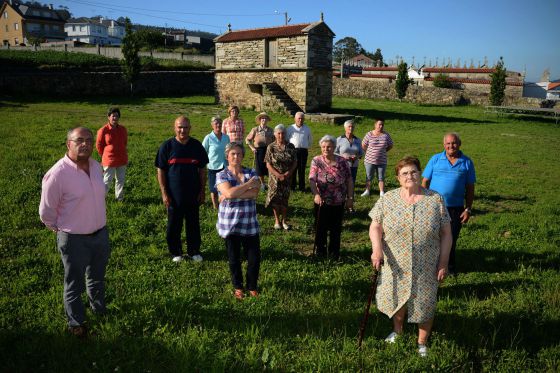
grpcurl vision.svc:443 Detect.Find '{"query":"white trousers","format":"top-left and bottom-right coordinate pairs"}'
top-left (103, 165), bottom-right (126, 200)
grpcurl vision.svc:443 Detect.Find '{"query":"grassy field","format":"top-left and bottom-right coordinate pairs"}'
top-left (0, 95), bottom-right (559, 372)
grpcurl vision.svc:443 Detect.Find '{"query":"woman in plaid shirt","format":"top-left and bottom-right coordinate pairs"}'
top-left (216, 142), bottom-right (261, 299)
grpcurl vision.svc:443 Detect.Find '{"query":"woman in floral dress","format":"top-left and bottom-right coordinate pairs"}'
top-left (264, 124), bottom-right (297, 230)
top-left (309, 135), bottom-right (354, 259)
top-left (369, 155), bottom-right (452, 356)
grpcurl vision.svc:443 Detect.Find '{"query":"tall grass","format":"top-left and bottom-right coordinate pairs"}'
top-left (0, 95), bottom-right (558, 371)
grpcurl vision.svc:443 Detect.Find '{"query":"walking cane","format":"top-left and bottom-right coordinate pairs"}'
top-left (357, 269), bottom-right (379, 348)
top-left (312, 202), bottom-right (322, 257)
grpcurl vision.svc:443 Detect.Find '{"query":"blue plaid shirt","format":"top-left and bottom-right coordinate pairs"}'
top-left (216, 167), bottom-right (259, 238)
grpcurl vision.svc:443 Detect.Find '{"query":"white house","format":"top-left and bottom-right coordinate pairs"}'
top-left (64, 17), bottom-right (124, 45)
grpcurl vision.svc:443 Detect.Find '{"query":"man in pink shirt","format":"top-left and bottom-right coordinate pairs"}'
top-left (39, 127), bottom-right (110, 338)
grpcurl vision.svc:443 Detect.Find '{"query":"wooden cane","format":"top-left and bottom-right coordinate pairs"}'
top-left (357, 270), bottom-right (379, 348)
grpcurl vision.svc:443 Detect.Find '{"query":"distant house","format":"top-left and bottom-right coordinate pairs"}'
top-left (64, 17), bottom-right (124, 45)
top-left (349, 54), bottom-right (373, 66)
top-left (0, 0), bottom-right (68, 46)
top-left (547, 81), bottom-right (560, 101)
top-left (214, 18), bottom-right (335, 114)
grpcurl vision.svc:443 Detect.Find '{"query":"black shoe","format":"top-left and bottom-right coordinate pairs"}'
top-left (68, 325), bottom-right (88, 339)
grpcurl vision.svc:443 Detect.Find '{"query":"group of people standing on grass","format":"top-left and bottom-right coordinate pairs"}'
top-left (39, 105), bottom-right (476, 357)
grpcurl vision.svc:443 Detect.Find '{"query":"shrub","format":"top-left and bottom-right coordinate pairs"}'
top-left (0, 49), bottom-right (120, 70)
top-left (490, 57), bottom-right (507, 106)
top-left (395, 61), bottom-right (412, 99)
top-left (433, 74), bottom-right (453, 88)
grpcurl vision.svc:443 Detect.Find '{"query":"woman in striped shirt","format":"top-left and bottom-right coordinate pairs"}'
top-left (361, 118), bottom-right (394, 197)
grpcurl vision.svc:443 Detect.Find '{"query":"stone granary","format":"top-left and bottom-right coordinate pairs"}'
top-left (214, 19), bottom-right (335, 115)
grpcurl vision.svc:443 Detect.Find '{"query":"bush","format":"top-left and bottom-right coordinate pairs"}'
top-left (433, 74), bottom-right (453, 88)
top-left (0, 49), bottom-right (120, 70)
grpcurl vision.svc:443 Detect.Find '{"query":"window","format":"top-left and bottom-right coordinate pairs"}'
top-left (72, 25), bottom-right (75, 31)
top-left (14, 37), bottom-right (19, 44)
top-left (3, 11), bottom-right (8, 18)
top-left (4, 25), bottom-right (7, 32)
top-left (14, 22), bottom-right (18, 30)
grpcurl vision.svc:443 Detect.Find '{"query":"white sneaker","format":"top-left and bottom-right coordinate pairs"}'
top-left (384, 331), bottom-right (399, 343)
top-left (380, 191), bottom-right (385, 197)
top-left (360, 189), bottom-right (370, 197)
top-left (418, 344), bottom-right (428, 357)
top-left (191, 254), bottom-right (203, 262)
top-left (172, 256), bottom-right (183, 263)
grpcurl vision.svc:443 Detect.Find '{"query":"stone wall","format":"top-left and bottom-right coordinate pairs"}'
top-left (306, 69), bottom-right (332, 111)
top-left (307, 28), bottom-right (333, 69)
top-left (215, 40), bottom-right (265, 69)
top-left (215, 70), bottom-right (307, 110)
top-left (334, 78), bottom-right (528, 106)
top-left (277, 36), bottom-right (307, 68)
top-left (0, 70), bottom-right (214, 96)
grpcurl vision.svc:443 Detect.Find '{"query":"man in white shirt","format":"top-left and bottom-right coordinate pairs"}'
top-left (286, 112), bottom-right (312, 191)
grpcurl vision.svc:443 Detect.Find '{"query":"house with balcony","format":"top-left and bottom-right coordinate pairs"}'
top-left (0, 0), bottom-right (68, 46)
top-left (214, 17), bottom-right (335, 114)
top-left (65, 17), bottom-right (124, 45)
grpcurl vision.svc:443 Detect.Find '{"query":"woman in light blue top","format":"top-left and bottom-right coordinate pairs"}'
top-left (202, 116), bottom-right (230, 209)
top-left (335, 119), bottom-right (363, 187)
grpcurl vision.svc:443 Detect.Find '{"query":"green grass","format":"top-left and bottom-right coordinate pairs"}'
top-left (0, 95), bottom-right (559, 371)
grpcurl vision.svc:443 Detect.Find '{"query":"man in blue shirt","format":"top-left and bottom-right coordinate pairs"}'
top-left (156, 116), bottom-right (209, 263)
top-left (422, 132), bottom-right (476, 275)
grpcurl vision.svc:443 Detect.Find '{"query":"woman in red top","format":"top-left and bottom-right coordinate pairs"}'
top-left (96, 107), bottom-right (128, 201)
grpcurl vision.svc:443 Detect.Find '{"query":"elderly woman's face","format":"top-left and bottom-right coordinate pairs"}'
top-left (212, 120), bottom-right (222, 133)
top-left (229, 108), bottom-right (239, 118)
top-left (397, 164), bottom-right (420, 188)
top-left (320, 141), bottom-right (335, 157)
top-left (227, 146), bottom-right (244, 165)
top-left (274, 130), bottom-right (285, 142)
top-left (374, 120), bottom-right (384, 131)
top-left (345, 124), bottom-right (354, 135)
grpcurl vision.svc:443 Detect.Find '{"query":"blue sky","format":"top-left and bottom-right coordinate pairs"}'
top-left (52, 0), bottom-right (559, 82)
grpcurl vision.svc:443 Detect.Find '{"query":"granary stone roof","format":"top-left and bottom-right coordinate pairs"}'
top-left (214, 22), bottom-right (333, 42)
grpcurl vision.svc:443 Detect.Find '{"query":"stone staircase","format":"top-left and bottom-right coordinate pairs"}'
top-left (262, 82), bottom-right (302, 116)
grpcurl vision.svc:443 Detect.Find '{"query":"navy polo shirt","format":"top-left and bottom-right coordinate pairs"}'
top-left (155, 137), bottom-right (209, 205)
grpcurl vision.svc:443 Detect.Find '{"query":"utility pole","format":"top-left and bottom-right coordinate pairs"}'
top-left (284, 12), bottom-right (290, 25)
top-left (164, 23), bottom-right (167, 50)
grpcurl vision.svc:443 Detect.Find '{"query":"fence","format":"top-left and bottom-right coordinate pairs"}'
top-left (1, 45), bottom-right (215, 66)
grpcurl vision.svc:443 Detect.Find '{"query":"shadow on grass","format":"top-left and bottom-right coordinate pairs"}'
top-left (329, 107), bottom-right (489, 124)
top-left (475, 193), bottom-right (535, 215)
top-left (457, 247), bottom-right (560, 274)
top-left (0, 94), bottom-right (216, 106)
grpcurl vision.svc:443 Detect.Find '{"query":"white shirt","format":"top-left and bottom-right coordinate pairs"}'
top-left (287, 124), bottom-right (312, 149)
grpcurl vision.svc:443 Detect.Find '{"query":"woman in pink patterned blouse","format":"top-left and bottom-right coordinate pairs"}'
top-left (222, 105), bottom-right (245, 144)
top-left (309, 135), bottom-right (354, 260)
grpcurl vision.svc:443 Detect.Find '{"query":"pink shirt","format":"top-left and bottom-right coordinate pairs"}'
top-left (222, 118), bottom-right (245, 143)
top-left (309, 155), bottom-right (351, 206)
top-left (39, 155), bottom-right (107, 234)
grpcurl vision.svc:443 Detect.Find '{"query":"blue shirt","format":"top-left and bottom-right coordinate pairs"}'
top-left (202, 132), bottom-right (230, 170)
top-left (422, 150), bottom-right (476, 207)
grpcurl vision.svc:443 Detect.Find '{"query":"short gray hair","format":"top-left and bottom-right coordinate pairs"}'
top-left (274, 124), bottom-right (286, 133)
top-left (211, 116), bottom-right (222, 124)
top-left (443, 132), bottom-right (461, 145)
top-left (319, 135), bottom-right (336, 146)
top-left (67, 126), bottom-right (93, 140)
top-left (224, 142), bottom-right (245, 157)
top-left (343, 119), bottom-right (354, 128)
top-left (295, 111), bottom-right (305, 119)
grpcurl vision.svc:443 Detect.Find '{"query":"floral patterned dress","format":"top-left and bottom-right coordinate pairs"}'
top-left (369, 187), bottom-right (451, 323)
top-left (264, 142), bottom-right (297, 208)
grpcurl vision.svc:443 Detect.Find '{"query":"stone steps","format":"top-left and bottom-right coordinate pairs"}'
top-left (262, 82), bottom-right (302, 116)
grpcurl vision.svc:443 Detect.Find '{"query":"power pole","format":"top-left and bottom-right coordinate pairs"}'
top-left (164, 23), bottom-right (167, 49)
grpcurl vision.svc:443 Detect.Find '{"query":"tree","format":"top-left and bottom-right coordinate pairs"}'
top-left (432, 74), bottom-right (453, 88)
top-left (371, 48), bottom-right (384, 66)
top-left (395, 61), bottom-right (412, 99)
top-left (121, 18), bottom-right (141, 94)
top-left (489, 57), bottom-right (507, 106)
top-left (136, 29), bottom-right (165, 55)
top-left (333, 37), bottom-right (363, 62)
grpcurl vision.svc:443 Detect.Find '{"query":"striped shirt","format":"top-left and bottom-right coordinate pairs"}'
top-left (362, 131), bottom-right (393, 165)
top-left (222, 118), bottom-right (245, 143)
top-left (216, 167), bottom-right (259, 238)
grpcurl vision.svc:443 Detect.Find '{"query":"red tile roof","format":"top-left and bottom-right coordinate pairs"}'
top-left (215, 23), bottom-right (313, 42)
top-left (424, 77), bottom-right (523, 86)
top-left (423, 67), bottom-right (495, 73)
top-left (350, 74), bottom-right (396, 79)
top-left (363, 67), bottom-right (398, 71)
top-left (548, 82), bottom-right (560, 90)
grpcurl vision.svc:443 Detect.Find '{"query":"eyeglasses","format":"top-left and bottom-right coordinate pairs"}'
top-left (399, 170), bottom-right (419, 178)
top-left (69, 138), bottom-right (93, 145)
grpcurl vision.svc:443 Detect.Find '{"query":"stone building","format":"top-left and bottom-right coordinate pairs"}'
top-left (214, 18), bottom-right (335, 114)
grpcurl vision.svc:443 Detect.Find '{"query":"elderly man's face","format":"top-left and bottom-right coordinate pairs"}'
top-left (175, 118), bottom-right (191, 143)
top-left (67, 128), bottom-right (94, 161)
top-left (444, 135), bottom-right (461, 157)
top-left (295, 114), bottom-right (304, 127)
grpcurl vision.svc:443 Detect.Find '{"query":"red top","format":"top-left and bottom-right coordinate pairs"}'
top-left (96, 123), bottom-right (128, 167)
